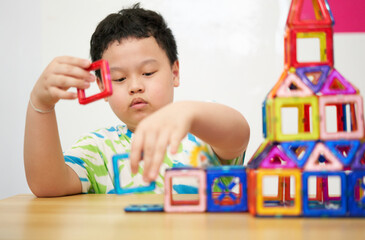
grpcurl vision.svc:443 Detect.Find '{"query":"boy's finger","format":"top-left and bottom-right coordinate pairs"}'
top-left (55, 63), bottom-right (95, 82)
top-left (149, 132), bottom-right (169, 181)
top-left (142, 132), bottom-right (157, 182)
top-left (169, 130), bottom-right (185, 154)
top-left (130, 132), bottom-right (144, 174)
top-left (49, 86), bottom-right (77, 100)
top-left (56, 56), bottom-right (91, 69)
top-left (52, 75), bottom-right (90, 90)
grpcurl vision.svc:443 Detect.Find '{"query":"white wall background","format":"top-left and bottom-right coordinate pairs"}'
top-left (1, 0), bottom-right (364, 199)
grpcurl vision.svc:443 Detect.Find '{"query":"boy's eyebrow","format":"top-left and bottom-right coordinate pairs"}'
top-left (139, 59), bottom-right (158, 67)
top-left (109, 59), bottom-right (158, 72)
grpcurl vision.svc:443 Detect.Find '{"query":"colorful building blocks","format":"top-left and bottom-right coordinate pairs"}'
top-left (247, 0), bottom-right (365, 218)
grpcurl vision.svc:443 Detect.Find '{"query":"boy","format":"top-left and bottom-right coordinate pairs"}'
top-left (24, 4), bottom-right (250, 196)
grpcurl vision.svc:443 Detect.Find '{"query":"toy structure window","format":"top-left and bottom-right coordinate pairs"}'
top-left (164, 169), bottom-right (206, 212)
top-left (285, 28), bottom-right (333, 68)
top-left (319, 95), bottom-right (364, 140)
top-left (170, 176), bottom-right (200, 204)
top-left (206, 166), bottom-right (247, 212)
top-left (211, 177), bottom-right (242, 205)
top-left (262, 175), bottom-right (296, 208)
top-left (256, 169), bottom-right (302, 216)
top-left (296, 33), bottom-right (322, 63)
top-left (274, 96), bottom-right (319, 141)
top-left (302, 172), bottom-right (347, 216)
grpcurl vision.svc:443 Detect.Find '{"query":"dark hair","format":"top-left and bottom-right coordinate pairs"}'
top-left (90, 3), bottom-right (178, 66)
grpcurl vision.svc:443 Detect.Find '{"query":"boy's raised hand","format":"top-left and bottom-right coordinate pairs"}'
top-left (31, 56), bottom-right (95, 110)
top-left (130, 102), bottom-right (194, 182)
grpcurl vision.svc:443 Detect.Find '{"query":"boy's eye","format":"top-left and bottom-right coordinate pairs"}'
top-left (113, 77), bottom-right (126, 82)
top-left (143, 72), bottom-right (156, 77)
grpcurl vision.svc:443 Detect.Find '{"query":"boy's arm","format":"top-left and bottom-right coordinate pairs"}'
top-left (189, 101), bottom-right (249, 162)
top-left (130, 101), bottom-right (250, 182)
top-left (24, 56), bottom-right (94, 197)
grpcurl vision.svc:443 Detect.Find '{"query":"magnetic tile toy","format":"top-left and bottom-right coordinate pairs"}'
top-left (77, 59), bottom-right (112, 104)
top-left (112, 153), bottom-right (156, 194)
top-left (206, 166), bottom-right (247, 212)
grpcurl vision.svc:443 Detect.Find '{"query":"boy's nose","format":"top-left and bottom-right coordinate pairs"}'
top-left (129, 78), bottom-right (145, 94)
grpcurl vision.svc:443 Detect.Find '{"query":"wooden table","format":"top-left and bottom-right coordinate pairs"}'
top-left (0, 194), bottom-right (364, 240)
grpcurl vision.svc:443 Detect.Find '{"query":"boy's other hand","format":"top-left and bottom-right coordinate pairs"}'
top-left (31, 56), bottom-right (95, 110)
top-left (130, 102), bottom-right (194, 182)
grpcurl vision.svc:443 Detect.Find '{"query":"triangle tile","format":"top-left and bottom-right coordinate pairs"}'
top-left (276, 73), bottom-right (313, 97)
top-left (325, 140), bottom-right (360, 166)
top-left (281, 141), bottom-right (316, 167)
top-left (259, 146), bottom-right (298, 169)
top-left (296, 65), bottom-right (330, 93)
top-left (304, 142), bottom-right (343, 171)
top-left (320, 69), bottom-right (357, 95)
top-left (286, 0), bottom-right (333, 27)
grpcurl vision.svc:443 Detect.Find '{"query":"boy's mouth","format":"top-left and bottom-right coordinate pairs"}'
top-left (130, 98), bottom-right (148, 109)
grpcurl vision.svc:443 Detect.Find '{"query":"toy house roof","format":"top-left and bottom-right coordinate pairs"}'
top-left (286, 0), bottom-right (334, 28)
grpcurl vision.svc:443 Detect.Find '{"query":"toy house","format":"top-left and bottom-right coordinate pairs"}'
top-left (247, 0), bottom-right (365, 217)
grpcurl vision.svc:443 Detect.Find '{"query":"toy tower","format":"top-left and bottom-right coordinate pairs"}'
top-left (247, 0), bottom-right (365, 217)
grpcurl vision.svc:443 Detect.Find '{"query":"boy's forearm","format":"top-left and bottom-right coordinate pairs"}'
top-left (187, 101), bottom-right (250, 161)
top-left (24, 102), bottom-right (81, 197)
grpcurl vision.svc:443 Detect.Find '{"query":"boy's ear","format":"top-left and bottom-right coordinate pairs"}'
top-left (172, 60), bottom-right (180, 87)
top-left (96, 77), bottom-right (108, 102)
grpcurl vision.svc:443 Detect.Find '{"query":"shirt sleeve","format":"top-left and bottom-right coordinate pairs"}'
top-left (64, 155), bottom-right (90, 193)
top-left (206, 144), bottom-right (246, 166)
top-left (63, 133), bottom-right (109, 194)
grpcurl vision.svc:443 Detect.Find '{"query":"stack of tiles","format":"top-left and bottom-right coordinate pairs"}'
top-left (247, 0), bottom-right (365, 217)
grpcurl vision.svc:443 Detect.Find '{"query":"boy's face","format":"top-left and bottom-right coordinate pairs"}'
top-left (101, 37), bottom-right (179, 131)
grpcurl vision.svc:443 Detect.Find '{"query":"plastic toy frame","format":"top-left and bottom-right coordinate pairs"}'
top-left (77, 59), bottom-right (112, 105)
top-left (325, 140), bottom-right (360, 166)
top-left (112, 153), bottom-right (156, 194)
top-left (296, 65), bottom-right (330, 93)
top-left (273, 96), bottom-right (320, 141)
top-left (124, 204), bottom-right (164, 212)
top-left (302, 171), bottom-right (347, 217)
top-left (258, 145), bottom-right (298, 169)
top-left (256, 169), bottom-right (302, 216)
top-left (319, 94), bottom-right (364, 140)
top-left (285, 27), bottom-right (333, 68)
top-left (281, 141), bottom-right (316, 168)
top-left (286, 0), bottom-right (333, 28)
top-left (303, 142), bottom-right (343, 171)
top-left (164, 168), bottom-right (206, 212)
top-left (347, 171), bottom-right (365, 217)
top-left (276, 73), bottom-right (313, 97)
top-left (320, 69), bottom-right (357, 95)
top-left (206, 166), bottom-right (247, 212)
